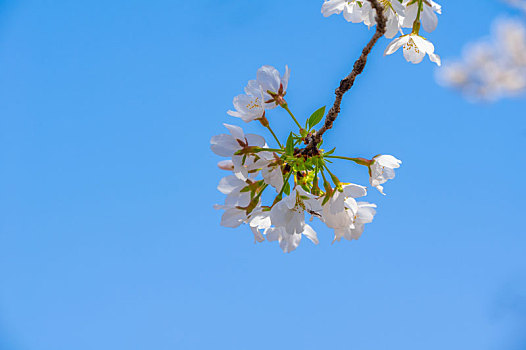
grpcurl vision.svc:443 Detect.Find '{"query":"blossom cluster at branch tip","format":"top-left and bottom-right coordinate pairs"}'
top-left (212, 64), bottom-right (402, 253)
top-left (321, 0), bottom-right (442, 66)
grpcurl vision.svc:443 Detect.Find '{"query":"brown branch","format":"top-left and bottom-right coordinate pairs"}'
top-left (303, 0), bottom-right (387, 154)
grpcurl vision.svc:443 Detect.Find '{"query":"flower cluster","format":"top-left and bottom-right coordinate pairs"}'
top-left (438, 18), bottom-right (526, 101)
top-left (212, 65), bottom-right (402, 253)
top-left (322, 0), bottom-right (442, 66)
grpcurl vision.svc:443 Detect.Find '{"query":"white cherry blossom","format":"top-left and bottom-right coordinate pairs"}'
top-left (210, 123), bottom-right (267, 179)
top-left (256, 65), bottom-right (290, 109)
top-left (266, 225), bottom-right (319, 253)
top-left (321, 183), bottom-right (371, 242)
top-left (213, 204), bottom-right (250, 228)
top-left (211, 3), bottom-right (413, 252)
top-left (361, 0), bottom-right (406, 39)
top-left (248, 209), bottom-right (271, 243)
top-left (270, 187), bottom-right (322, 235)
top-left (324, 183), bottom-right (367, 215)
top-left (384, 33), bottom-right (441, 65)
top-left (321, 0), bottom-right (364, 23)
top-left (369, 155), bottom-right (402, 195)
top-left (258, 152), bottom-right (284, 192)
top-left (321, 0), bottom-right (405, 39)
top-left (332, 201), bottom-right (377, 242)
top-left (227, 80), bottom-right (265, 123)
top-left (217, 175), bottom-right (250, 208)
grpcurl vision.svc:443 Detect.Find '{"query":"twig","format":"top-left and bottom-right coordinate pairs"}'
top-left (303, 0), bottom-right (387, 154)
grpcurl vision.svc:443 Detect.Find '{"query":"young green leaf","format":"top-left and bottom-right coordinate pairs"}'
top-left (285, 132), bottom-right (294, 156)
top-left (324, 147), bottom-right (336, 156)
top-left (283, 182), bottom-right (291, 196)
top-left (308, 106), bottom-right (326, 129)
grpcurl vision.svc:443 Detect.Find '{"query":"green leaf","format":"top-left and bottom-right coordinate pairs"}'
top-left (283, 182), bottom-right (291, 196)
top-left (285, 132), bottom-right (294, 156)
top-left (307, 106), bottom-right (326, 129)
top-left (324, 147), bottom-right (336, 156)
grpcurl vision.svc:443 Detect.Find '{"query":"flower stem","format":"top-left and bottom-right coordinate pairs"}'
top-left (265, 125), bottom-right (283, 148)
top-left (282, 104), bottom-right (302, 130)
top-left (325, 155), bottom-right (361, 162)
top-left (412, 0), bottom-right (424, 34)
top-left (253, 147), bottom-right (284, 153)
top-left (325, 155), bottom-right (371, 166)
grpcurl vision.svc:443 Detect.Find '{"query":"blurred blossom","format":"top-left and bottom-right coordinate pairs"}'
top-left (437, 18), bottom-right (526, 102)
top-left (503, 0), bottom-right (526, 13)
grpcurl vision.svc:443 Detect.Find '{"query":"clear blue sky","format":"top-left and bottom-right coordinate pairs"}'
top-left (0, 0), bottom-right (525, 349)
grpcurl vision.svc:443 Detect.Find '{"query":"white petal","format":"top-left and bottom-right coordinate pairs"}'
top-left (223, 123), bottom-right (245, 141)
top-left (384, 16), bottom-right (401, 39)
top-left (257, 65), bottom-right (281, 95)
top-left (375, 184), bottom-right (386, 195)
top-left (210, 134), bottom-right (237, 157)
top-left (403, 38), bottom-right (426, 64)
top-left (250, 226), bottom-right (265, 243)
top-left (217, 175), bottom-right (244, 194)
top-left (374, 155), bottom-right (402, 168)
top-left (412, 35), bottom-right (435, 54)
top-left (384, 36), bottom-right (408, 56)
top-left (220, 208), bottom-right (246, 228)
top-left (422, 5), bottom-right (438, 33)
top-left (429, 52), bottom-right (441, 66)
top-left (244, 79), bottom-right (262, 96)
top-left (244, 133), bottom-right (266, 148)
top-left (280, 231), bottom-right (301, 253)
top-left (350, 224), bottom-right (365, 240)
top-left (303, 224), bottom-right (319, 245)
top-left (321, 0), bottom-right (346, 17)
top-left (343, 3), bottom-right (363, 23)
top-left (344, 197), bottom-right (359, 214)
top-left (282, 65), bottom-right (290, 92)
top-left (266, 227), bottom-right (281, 242)
top-left (402, 3), bottom-right (418, 28)
top-left (343, 183), bottom-right (367, 198)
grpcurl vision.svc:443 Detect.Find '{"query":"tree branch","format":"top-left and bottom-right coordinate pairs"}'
top-left (303, 0), bottom-right (387, 154)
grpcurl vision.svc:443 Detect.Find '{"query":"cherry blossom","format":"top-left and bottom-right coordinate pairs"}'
top-left (211, 1), bottom-right (416, 252)
top-left (227, 83), bottom-right (265, 123)
top-left (384, 33), bottom-right (441, 65)
top-left (266, 225), bottom-right (319, 253)
top-left (322, 0), bottom-right (406, 39)
top-left (256, 65), bottom-right (290, 109)
top-left (210, 123), bottom-right (267, 179)
top-left (321, 0), bottom-right (365, 24)
top-left (270, 187), bottom-right (322, 235)
top-left (369, 155), bottom-right (402, 195)
top-left (331, 201), bottom-right (377, 242)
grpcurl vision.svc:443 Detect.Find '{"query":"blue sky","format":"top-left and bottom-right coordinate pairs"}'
top-left (0, 0), bottom-right (525, 349)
